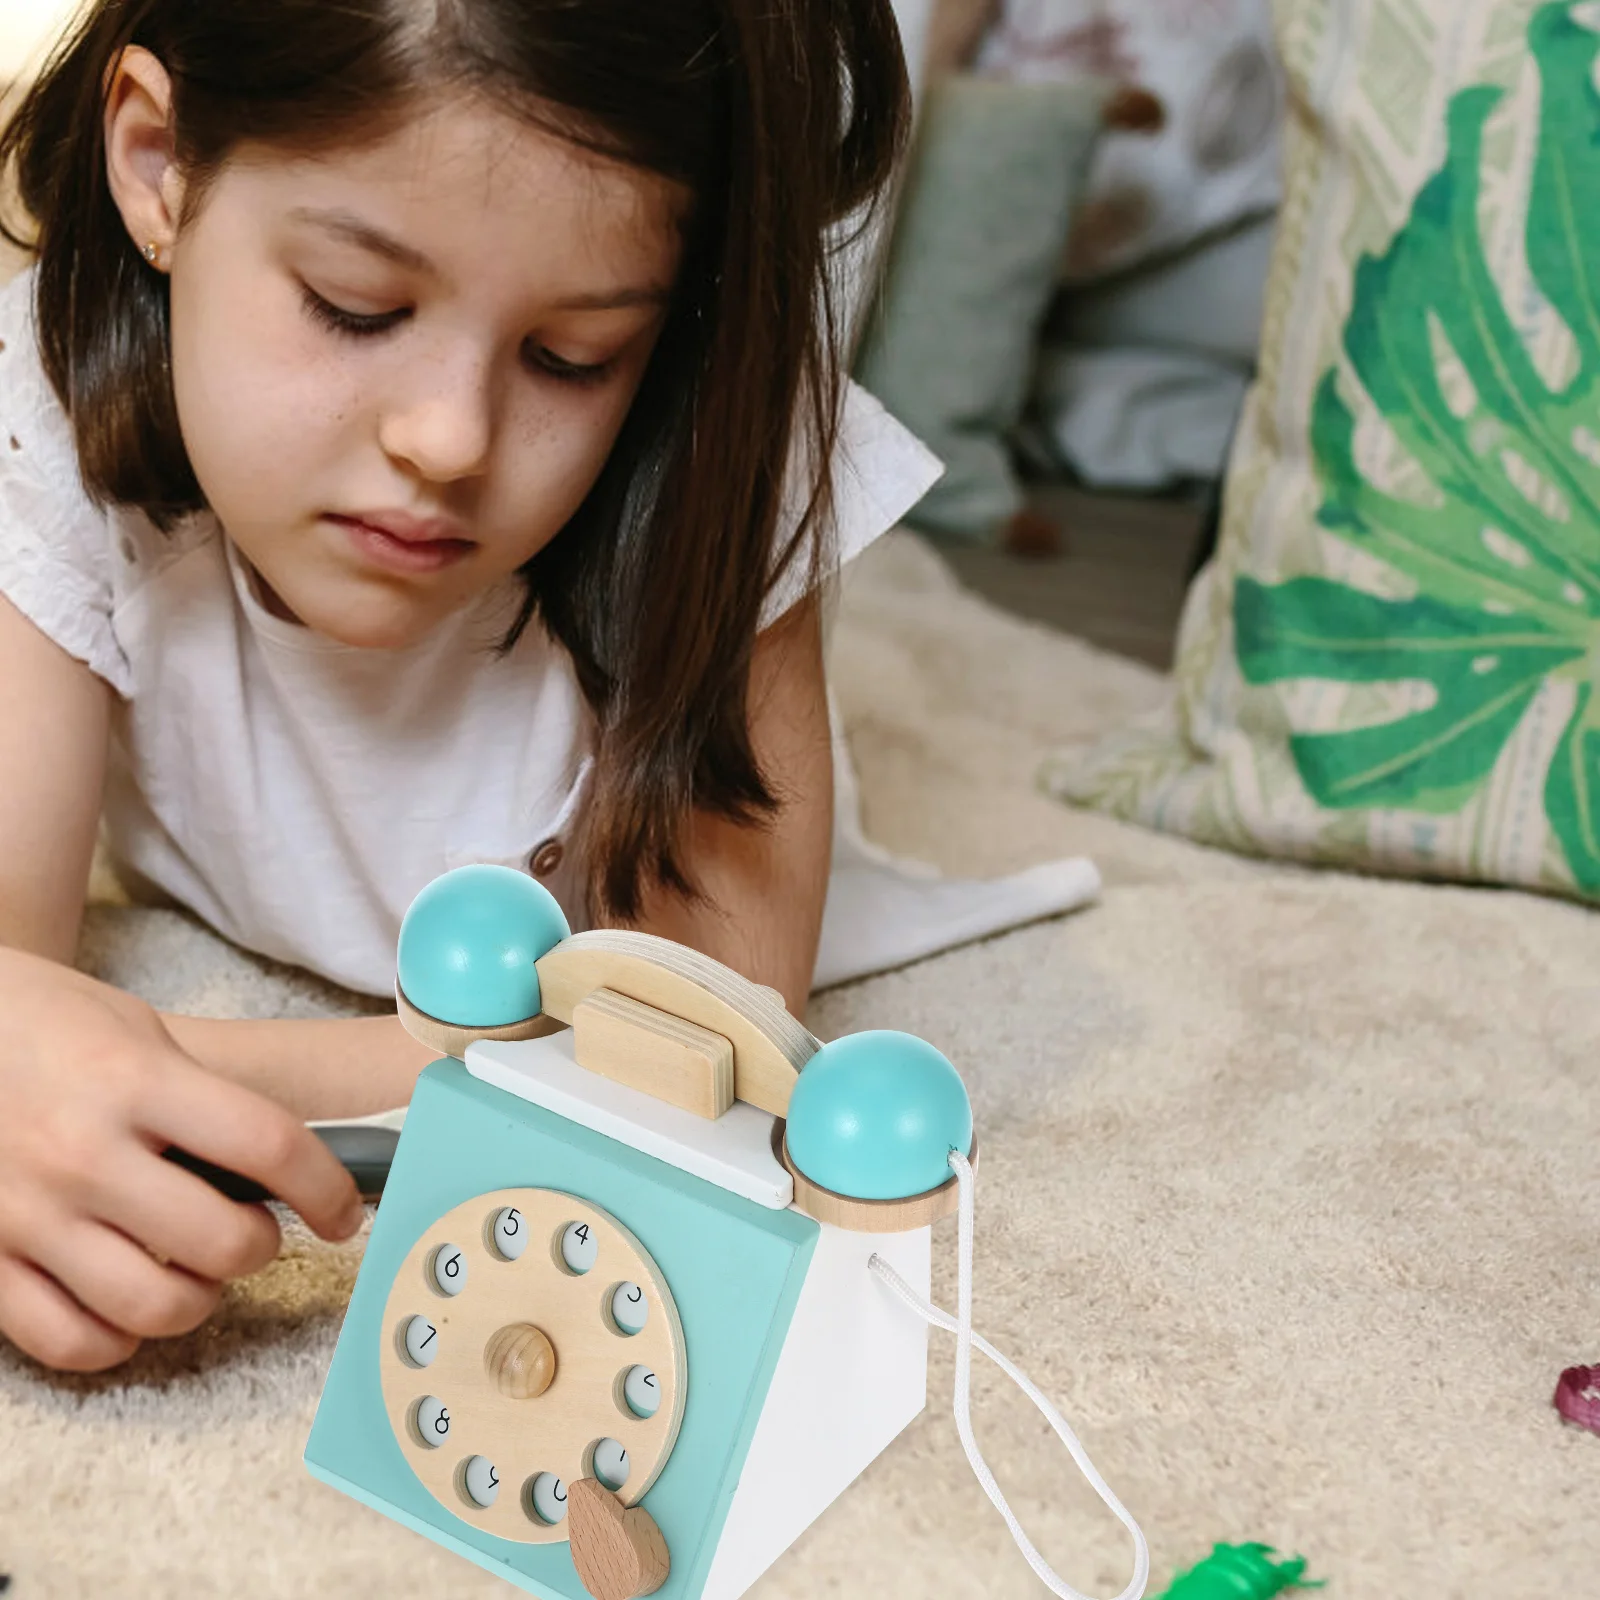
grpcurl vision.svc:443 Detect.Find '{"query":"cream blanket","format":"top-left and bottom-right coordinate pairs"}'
top-left (1, 534), bottom-right (1595, 1599)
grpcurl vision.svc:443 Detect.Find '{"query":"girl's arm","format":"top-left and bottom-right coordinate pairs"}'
top-left (0, 592), bottom-right (111, 960)
top-left (167, 596), bottom-right (833, 1117)
top-left (622, 593), bottom-right (833, 1016)
top-left (158, 1012), bottom-right (438, 1119)
top-left (0, 593), bottom-right (361, 1371)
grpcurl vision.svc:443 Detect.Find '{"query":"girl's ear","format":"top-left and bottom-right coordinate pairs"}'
top-left (103, 46), bottom-right (187, 271)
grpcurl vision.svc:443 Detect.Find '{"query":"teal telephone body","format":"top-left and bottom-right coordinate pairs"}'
top-left (304, 865), bottom-right (973, 1600)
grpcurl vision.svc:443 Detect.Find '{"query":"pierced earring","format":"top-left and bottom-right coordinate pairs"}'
top-left (142, 242), bottom-right (160, 265)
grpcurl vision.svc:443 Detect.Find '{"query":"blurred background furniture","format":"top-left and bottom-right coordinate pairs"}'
top-left (854, 73), bottom-right (1120, 549)
top-left (858, 0), bottom-right (1284, 591)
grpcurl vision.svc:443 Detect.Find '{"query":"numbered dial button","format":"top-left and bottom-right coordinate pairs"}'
top-left (413, 1395), bottom-right (451, 1447)
top-left (622, 1365), bottom-right (660, 1418)
top-left (402, 1315), bottom-right (439, 1367)
top-left (462, 1455), bottom-right (500, 1508)
top-left (491, 1207), bottom-right (529, 1260)
top-left (610, 1281), bottom-right (648, 1335)
top-left (430, 1244), bottom-right (467, 1296)
top-left (560, 1221), bottom-right (598, 1274)
top-left (591, 1438), bottom-right (630, 1491)
top-left (528, 1472), bottom-right (567, 1525)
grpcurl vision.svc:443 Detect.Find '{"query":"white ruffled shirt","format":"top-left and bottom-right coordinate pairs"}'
top-left (0, 269), bottom-right (943, 994)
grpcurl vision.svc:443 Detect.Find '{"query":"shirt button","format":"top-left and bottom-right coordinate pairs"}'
top-left (528, 838), bottom-right (564, 878)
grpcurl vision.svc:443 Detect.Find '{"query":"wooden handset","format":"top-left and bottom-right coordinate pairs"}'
top-left (536, 930), bottom-right (817, 1118)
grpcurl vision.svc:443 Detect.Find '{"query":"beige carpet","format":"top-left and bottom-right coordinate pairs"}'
top-left (1, 533), bottom-right (1595, 1599)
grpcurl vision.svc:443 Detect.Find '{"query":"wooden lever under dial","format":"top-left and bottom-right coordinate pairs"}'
top-left (567, 1476), bottom-right (670, 1599)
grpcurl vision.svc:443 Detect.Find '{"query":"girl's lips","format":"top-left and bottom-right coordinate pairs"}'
top-left (327, 514), bottom-right (475, 575)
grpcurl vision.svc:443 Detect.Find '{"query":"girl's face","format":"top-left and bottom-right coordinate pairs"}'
top-left (159, 94), bottom-right (684, 648)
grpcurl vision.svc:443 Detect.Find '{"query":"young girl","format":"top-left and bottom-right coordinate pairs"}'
top-left (0, 0), bottom-right (938, 1373)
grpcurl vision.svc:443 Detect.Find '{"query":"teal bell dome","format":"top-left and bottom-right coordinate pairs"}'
top-left (785, 1031), bottom-right (972, 1201)
top-left (397, 864), bottom-right (571, 1027)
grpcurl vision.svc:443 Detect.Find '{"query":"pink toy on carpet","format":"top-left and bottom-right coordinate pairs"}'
top-left (1553, 1365), bottom-right (1600, 1436)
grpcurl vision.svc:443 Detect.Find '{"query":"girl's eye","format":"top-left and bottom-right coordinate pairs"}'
top-left (301, 285), bottom-right (409, 338)
top-left (525, 343), bottom-right (614, 386)
top-left (299, 287), bottom-right (611, 381)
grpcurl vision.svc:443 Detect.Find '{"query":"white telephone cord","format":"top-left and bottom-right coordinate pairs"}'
top-left (867, 1152), bottom-right (1150, 1600)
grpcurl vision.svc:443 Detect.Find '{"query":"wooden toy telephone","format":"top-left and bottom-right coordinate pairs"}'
top-left (306, 866), bottom-right (1150, 1600)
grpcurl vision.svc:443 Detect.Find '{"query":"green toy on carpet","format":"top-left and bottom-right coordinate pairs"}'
top-left (1153, 1542), bottom-right (1323, 1598)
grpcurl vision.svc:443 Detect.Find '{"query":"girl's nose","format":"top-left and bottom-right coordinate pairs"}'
top-left (378, 357), bottom-right (495, 484)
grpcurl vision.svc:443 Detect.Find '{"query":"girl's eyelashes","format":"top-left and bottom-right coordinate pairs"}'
top-left (524, 342), bottom-right (616, 386)
top-left (300, 284), bottom-right (409, 338)
top-left (299, 284), bottom-right (618, 384)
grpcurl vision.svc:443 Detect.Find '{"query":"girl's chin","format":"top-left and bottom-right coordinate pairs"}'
top-left (236, 543), bottom-right (460, 648)
top-left (317, 610), bottom-right (453, 652)
top-left (286, 583), bottom-right (462, 651)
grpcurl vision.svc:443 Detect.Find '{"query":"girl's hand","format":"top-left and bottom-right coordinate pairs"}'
top-left (0, 947), bottom-right (365, 1372)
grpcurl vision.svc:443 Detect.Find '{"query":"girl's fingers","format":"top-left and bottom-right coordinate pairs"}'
top-left (0, 1252), bottom-right (140, 1372)
top-left (87, 1146), bottom-right (282, 1285)
top-left (30, 1218), bottom-right (222, 1343)
top-left (139, 1053), bottom-right (364, 1243)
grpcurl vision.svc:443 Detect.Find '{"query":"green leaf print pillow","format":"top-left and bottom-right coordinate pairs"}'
top-left (1045, 0), bottom-right (1600, 903)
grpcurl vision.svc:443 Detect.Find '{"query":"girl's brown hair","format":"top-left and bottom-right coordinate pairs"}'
top-left (0, 0), bottom-right (910, 918)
